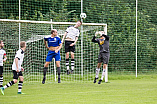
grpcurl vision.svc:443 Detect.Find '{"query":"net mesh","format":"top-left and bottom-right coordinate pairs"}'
top-left (0, 21), bottom-right (105, 82)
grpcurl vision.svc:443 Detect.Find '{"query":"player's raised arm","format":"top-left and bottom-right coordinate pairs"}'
top-left (61, 32), bottom-right (67, 44)
top-left (92, 32), bottom-right (99, 43)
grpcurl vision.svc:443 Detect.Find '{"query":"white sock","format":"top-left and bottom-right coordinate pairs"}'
top-left (66, 59), bottom-right (69, 70)
top-left (71, 59), bottom-right (75, 70)
top-left (18, 81), bottom-right (23, 92)
top-left (101, 69), bottom-right (106, 80)
top-left (0, 76), bottom-right (3, 86)
top-left (95, 68), bottom-right (100, 78)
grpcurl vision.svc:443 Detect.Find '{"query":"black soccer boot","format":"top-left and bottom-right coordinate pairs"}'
top-left (42, 76), bottom-right (46, 84)
top-left (98, 79), bottom-right (102, 84)
top-left (93, 77), bottom-right (98, 83)
top-left (67, 70), bottom-right (70, 75)
top-left (71, 70), bottom-right (74, 74)
top-left (58, 78), bottom-right (61, 83)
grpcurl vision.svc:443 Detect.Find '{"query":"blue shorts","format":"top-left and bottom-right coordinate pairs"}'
top-left (46, 51), bottom-right (61, 62)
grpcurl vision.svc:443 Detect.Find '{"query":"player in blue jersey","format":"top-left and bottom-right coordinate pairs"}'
top-left (42, 29), bottom-right (62, 84)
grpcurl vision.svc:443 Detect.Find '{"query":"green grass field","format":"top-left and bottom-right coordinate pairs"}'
top-left (0, 75), bottom-right (157, 104)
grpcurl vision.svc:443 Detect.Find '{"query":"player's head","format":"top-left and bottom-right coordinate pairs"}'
top-left (20, 41), bottom-right (26, 50)
top-left (75, 20), bottom-right (82, 28)
top-left (0, 40), bottom-right (4, 48)
top-left (51, 29), bottom-right (58, 36)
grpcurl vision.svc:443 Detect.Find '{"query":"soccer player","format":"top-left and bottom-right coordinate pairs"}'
top-left (42, 29), bottom-right (62, 84)
top-left (92, 31), bottom-right (110, 84)
top-left (0, 41), bottom-right (26, 95)
top-left (0, 40), bottom-right (7, 87)
top-left (61, 21), bottom-right (82, 75)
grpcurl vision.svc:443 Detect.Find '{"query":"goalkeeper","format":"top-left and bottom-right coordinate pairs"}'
top-left (92, 31), bottom-right (110, 84)
top-left (42, 29), bottom-right (62, 84)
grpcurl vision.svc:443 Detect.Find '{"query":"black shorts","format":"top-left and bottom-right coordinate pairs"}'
top-left (0, 66), bottom-right (3, 75)
top-left (12, 70), bottom-right (23, 79)
top-left (98, 52), bottom-right (110, 64)
top-left (65, 40), bottom-right (75, 53)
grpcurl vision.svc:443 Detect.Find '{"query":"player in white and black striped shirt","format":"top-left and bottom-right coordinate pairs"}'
top-left (0, 41), bottom-right (26, 95)
top-left (62, 21), bottom-right (82, 75)
top-left (0, 40), bottom-right (7, 87)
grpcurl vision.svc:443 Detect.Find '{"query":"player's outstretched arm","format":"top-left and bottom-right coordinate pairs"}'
top-left (61, 32), bottom-right (67, 44)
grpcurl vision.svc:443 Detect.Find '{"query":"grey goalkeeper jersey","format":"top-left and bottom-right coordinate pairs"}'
top-left (92, 35), bottom-right (110, 53)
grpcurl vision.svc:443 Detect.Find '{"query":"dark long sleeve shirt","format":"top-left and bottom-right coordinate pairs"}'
top-left (92, 35), bottom-right (110, 53)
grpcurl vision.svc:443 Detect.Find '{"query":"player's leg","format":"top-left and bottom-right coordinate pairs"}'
top-left (94, 63), bottom-right (101, 83)
top-left (98, 64), bottom-right (107, 84)
top-left (17, 72), bottom-right (24, 94)
top-left (98, 52), bottom-right (110, 84)
top-left (94, 53), bottom-right (102, 83)
top-left (1, 71), bottom-right (18, 95)
top-left (56, 61), bottom-right (61, 83)
top-left (66, 52), bottom-right (70, 75)
top-left (0, 66), bottom-right (3, 87)
top-left (65, 41), bottom-right (70, 75)
top-left (42, 62), bottom-right (50, 84)
top-left (42, 51), bottom-right (53, 84)
top-left (55, 52), bottom-right (61, 83)
top-left (71, 52), bottom-right (75, 74)
top-left (70, 44), bottom-right (75, 74)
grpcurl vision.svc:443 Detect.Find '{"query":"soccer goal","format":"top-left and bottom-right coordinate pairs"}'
top-left (0, 19), bottom-right (108, 83)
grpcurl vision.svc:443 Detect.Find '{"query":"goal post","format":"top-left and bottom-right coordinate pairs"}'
top-left (0, 19), bottom-right (108, 83)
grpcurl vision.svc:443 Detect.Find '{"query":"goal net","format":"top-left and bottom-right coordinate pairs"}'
top-left (0, 19), bottom-right (107, 83)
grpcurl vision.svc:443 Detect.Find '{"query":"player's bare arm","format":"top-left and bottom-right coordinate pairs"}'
top-left (44, 40), bottom-right (49, 50)
top-left (55, 43), bottom-right (62, 53)
top-left (70, 37), bottom-right (78, 46)
top-left (3, 55), bottom-right (7, 62)
top-left (21, 67), bottom-right (24, 72)
top-left (61, 32), bottom-right (67, 43)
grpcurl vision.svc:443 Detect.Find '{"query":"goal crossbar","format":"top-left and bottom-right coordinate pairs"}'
top-left (0, 19), bottom-right (107, 26)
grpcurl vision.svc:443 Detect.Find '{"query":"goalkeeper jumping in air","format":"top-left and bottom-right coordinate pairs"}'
top-left (42, 29), bottom-right (62, 84)
top-left (92, 31), bottom-right (110, 84)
